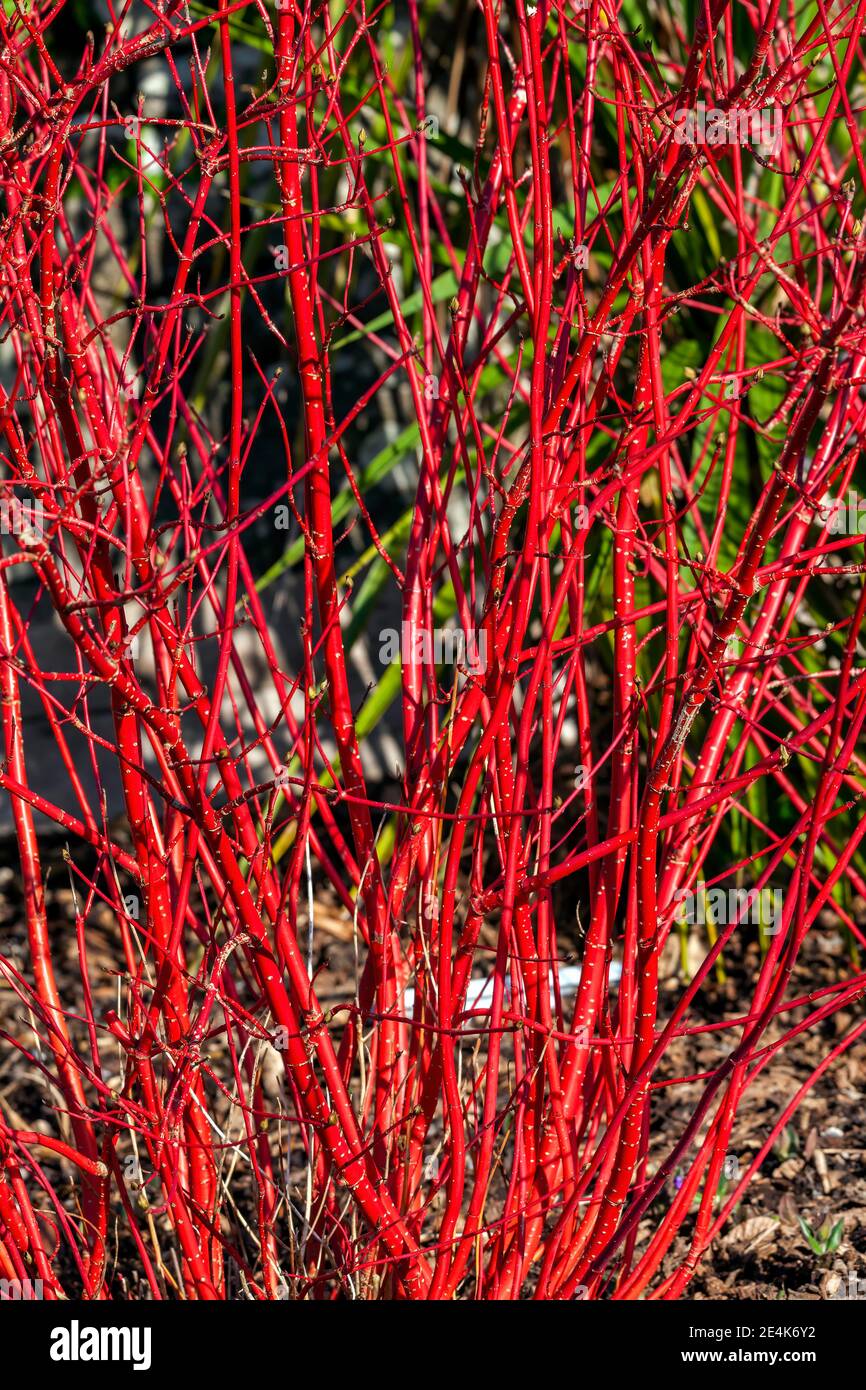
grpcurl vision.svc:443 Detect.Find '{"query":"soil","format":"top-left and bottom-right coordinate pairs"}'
top-left (649, 920), bottom-right (866, 1301)
top-left (1, 833), bottom-right (864, 1301)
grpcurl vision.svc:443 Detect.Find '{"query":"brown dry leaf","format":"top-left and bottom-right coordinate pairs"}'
top-left (835, 1057), bottom-right (865, 1093)
top-left (820, 1270), bottom-right (846, 1300)
top-left (310, 904), bottom-right (354, 942)
top-left (778, 1192), bottom-right (799, 1226)
top-left (812, 1147), bottom-right (832, 1194)
top-left (775, 1156), bottom-right (805, 1181)
top-left (658, 934), bottom-right (681, 981)
top-left (257, 1042), bottom-right (286, 1103)
top-left (722, 1215), bottom-right (780, 1253)
top-left (702, 1275), bottom-right (730, 1298)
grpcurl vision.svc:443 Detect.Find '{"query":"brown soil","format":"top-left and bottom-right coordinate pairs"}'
top-left (1, 835), bottom-right (864, 1300)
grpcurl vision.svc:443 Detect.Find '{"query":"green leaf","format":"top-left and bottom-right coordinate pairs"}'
top-left (331, 270), bottom-right (458, 352)
top-left (691, 185), bottom-right (722, 263)
top-left (255, 421), bottom-right (421, 588)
